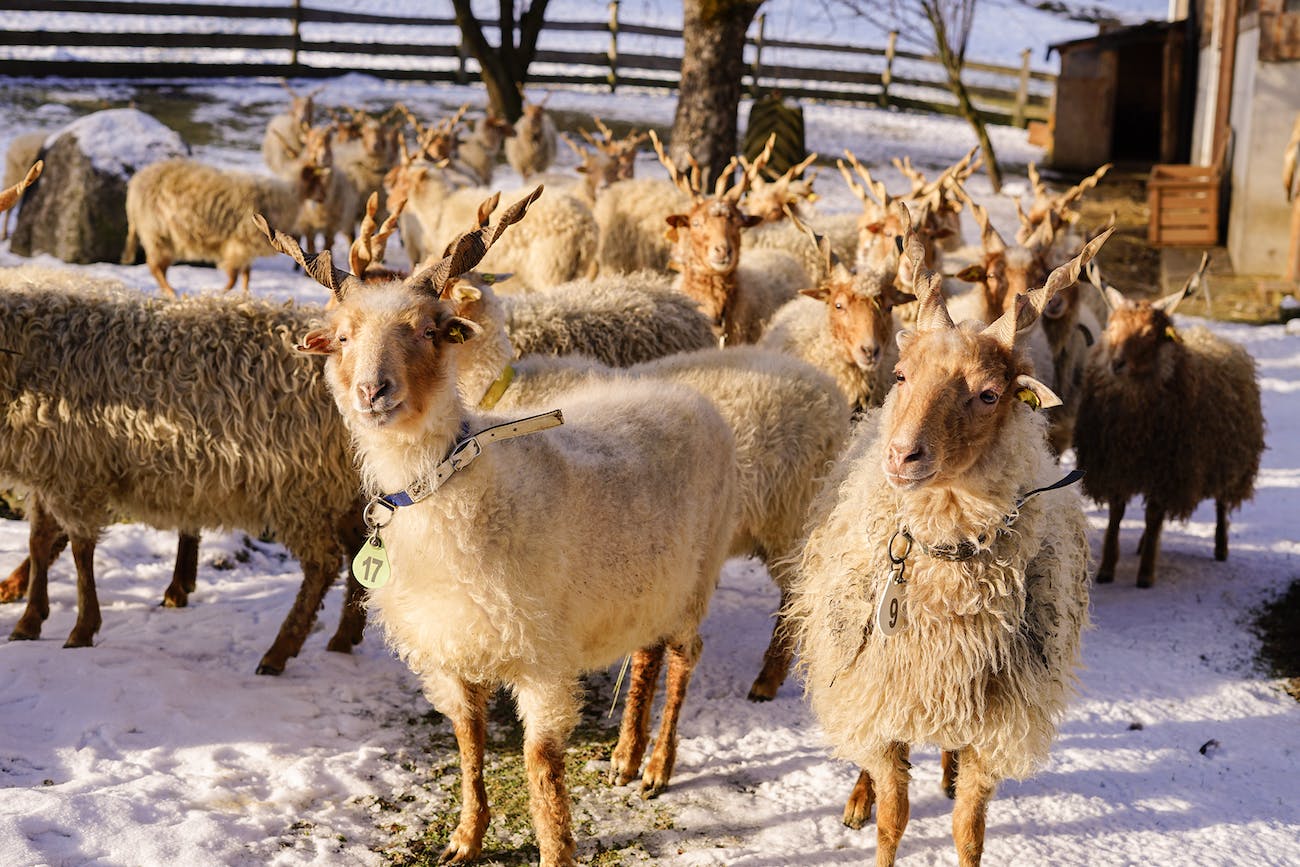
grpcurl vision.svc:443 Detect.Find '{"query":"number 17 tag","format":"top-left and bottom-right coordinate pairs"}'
top-left (353, 535), bottom-right (392, 589)
top-left (875, 577), bottom-right (907, 637)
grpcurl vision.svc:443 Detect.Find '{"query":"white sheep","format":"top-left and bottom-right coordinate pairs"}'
top-left (0, 267), bottom-right (367, 673)
top-left (387, 165), bottom-right (596, 289)
top-left (760, 227), bottom-right (915, 412)
top-left (789, 231), bottom-right (1109, 866)
top-left (295, 124), bottom-right (364, 254)
top-left (443, 275), bottom-right (852, 700)
top-left (2, 132), bottom-right (45, 240)
top-left (122, 157), bottom-right (325, 296)
top-left (456, 112), bottom-right (515, 186)
top-left (279, 190), bottom-right (739, 867)
top-left (592, 176), bottom-right (693, 273)
top-left (262, 82), bottom-right (321, 178)
top-left (504, 100), bottom-right (557, 178)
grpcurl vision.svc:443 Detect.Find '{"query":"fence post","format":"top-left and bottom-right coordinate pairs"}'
top-left (290, 0), bottom-right (301, 71)
top-left (607, 0), bottom-right (619, 93)
top-left (1012, 48), bottom-right (1031, 127)
top-left (750, 12), bottom-right (765, 98)
top-left (879, 30), bottom-right (897, 108)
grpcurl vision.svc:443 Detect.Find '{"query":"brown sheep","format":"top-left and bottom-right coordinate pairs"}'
top-left (1073, 259), bottom-right (1265, 587)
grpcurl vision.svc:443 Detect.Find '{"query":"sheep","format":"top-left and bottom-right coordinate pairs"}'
top-left (760, 224), bottom-right (915, 412)
top-left (501, 270), bottom-right (719, 365)
top-left (439, 272), bottom-right (851, 700)
top-left (652, 132), bottom-right (810, 345)
top-left (788, 228), bottom-right (1109, 866)
top-left (592, 176), bottom-right (693, 273)
top-left (262, 82), bottom-right (321, 178)
top-left (0, 271), bottom-right (368, 673)
top-left (294, 124), bottom-right (365, 254)
top-left (504, 99), bottom-right (558, 178)
top-left (1073, 257), bottom-right (1264, 588)
top-left (332, 107), bottom-right (402, 227)
top-left (2, 133), bottom-right (46, 239)
top-left (387, 164), bottom-right (596, 290)
top-left (0, 159), bottom-right (41, 221)
top-left (456, 111), bottom-right (516, 186)
top-left (122, 157), bottom-right (326, 297)
top-left (275, 189), bottom-right (739, 867)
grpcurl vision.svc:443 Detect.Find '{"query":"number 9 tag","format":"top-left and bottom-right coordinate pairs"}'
top-left (353, 535), bottom-right (392, 589)
top-left (875, 578), bottom-right (907, 637)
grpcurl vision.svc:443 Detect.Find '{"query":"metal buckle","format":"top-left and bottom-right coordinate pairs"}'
top-left (363, 497), bottom-right (398, 532)
top-left (448, 436), bottom-right (482, 471)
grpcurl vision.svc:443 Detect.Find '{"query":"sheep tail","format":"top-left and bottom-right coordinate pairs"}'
top-left (121, 217), bottom-right (139, 266)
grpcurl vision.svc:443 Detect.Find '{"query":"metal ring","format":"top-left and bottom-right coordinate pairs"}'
top-left (888, 530), bottom-right (912, 564)
top-left (363, 497), bottom-right (397, 532)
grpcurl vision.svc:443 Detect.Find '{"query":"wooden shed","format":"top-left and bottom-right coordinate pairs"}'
top-left (1046, 20), bottom-right (1195, 171)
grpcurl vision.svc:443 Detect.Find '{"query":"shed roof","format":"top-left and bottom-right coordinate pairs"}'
top-left (1048, 18), bottom-right (1181, 57)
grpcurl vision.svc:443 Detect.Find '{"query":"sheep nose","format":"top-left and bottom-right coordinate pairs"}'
top-left (357, 379), bottom-right (391, 407)
top-left (886, 440), bottom-right (926, 473)
top-left (863, 343), bottom-right (882, 364)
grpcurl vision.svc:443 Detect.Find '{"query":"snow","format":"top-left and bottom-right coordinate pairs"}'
top-left (51, 108), bottom-right (188, 179)
top-left (2, 4), bottom-right (1299, 865)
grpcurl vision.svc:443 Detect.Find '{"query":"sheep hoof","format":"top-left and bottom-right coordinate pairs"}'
top-left (160, 592), bottom-right (188, 609)
top-left (607, 763), bottom-right (638, 788)
top-left (639, 777), bottom-right (668, 800)
top-left (326, 634), bottom-right (356, 654)
top-left (1136, 574), bottom-right (1155, 589)
top-left (746, 682), bottom-right (777, 702)
top-left (1095, 571), bottom-right (1114, 584)
top-left (63, 630), bottom-right (95, 648)
top-left (0, 574), bottom-right (26, 603)
top-left (437, 841), bottom-right (481, 863)
top-left (255, 660), bottom-right (285, 676)
top-left (9, 622), bottom-right (42, 641)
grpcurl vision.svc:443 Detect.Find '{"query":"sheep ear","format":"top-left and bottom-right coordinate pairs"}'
top-left (296, 328), bottom-right (337, 355)
top-left (741, 213), bottom-right (763, 229)
top-left (801, 285), bottom-right (830, 302)
top-left (1013, 374), bottom-right (1062, 410)
top-left (1104, 286), bottom-right (1127, 310)
top-left (446, 281), bottom-right (482, 304)
top-left (896, 329), bottom-right (917, 351)
top-left (954, 264), bottom-right (985, 283)
top-left (882, 285), bottom-right (916, 308)
top-left (666, 214), bottom-right (689, 229)
top-left (439, 315), bottom-right (481, 345)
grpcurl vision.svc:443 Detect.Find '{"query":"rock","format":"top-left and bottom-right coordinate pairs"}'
top-left (10, 108), bottom-right (189, 264)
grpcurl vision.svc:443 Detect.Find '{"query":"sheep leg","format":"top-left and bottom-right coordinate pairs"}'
top-left (327, 512), bottom-right (369, 653)
top-left (748, 587), bottom-right (793, 702)
top-left (10, 500), bottom-right (65, 639)
top-left (868, 742), bottom-right (912, 867)
top-left (609, 643), bottom-right (665, 786)
top-left (2, 527), bottom-right (69, 605)
top-left (255, 551), bottom-right (339, 675)
top-left (63, 535), bottom-right (101, 648)
top-left (161, 530), bottom-right (201, 608)
top-left (941, 749), bottom-right (960, 799)
top-left (641, 634), bottom-right (702, 798)
top-left (240, 267), bottom-right (252, 294)
top-left (1214, 499), bottom-right (1229, 561)
top-left (440, 679), bottom-right (491, 864)
top-left (950, 746), bottom-right (997, 867)
top-left (1096, 498), bottom-right (1126, 584)
top-left (219, 268), bottom-right (239, 293)
top-left (1136, 500), bottom-right (1165, 588)
top-left (147, 255), bottom-right (178, 299)
top-left (842, 769), bottom-right (875, 829)
top-left (516, 678), bottom-right (579, 867)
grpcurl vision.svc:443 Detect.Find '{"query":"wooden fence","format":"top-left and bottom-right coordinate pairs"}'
top-left (0, 0), bottom-right (1054, 127)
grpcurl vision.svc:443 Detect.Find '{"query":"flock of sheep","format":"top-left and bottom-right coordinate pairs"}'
top-left (0, 87), bottom-right (1267, 867)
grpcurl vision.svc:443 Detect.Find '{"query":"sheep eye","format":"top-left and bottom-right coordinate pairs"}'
top-left (337, 334), bottom-right (348, 344)
top-left (895, 371), bottom-right (906, 383)
top-left (979, 389), bottom-right (999, 404)
top-left (424, 328), bottom-right (438, 340)
top-left (834, 300), bottom-right (844, 311)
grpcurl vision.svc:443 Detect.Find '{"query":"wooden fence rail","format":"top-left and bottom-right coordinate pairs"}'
top-left (0, 0), bottom-right (1054, 127)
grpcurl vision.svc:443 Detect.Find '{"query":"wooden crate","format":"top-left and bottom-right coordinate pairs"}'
top-left (1148, 163), bottom-right (1221, 246)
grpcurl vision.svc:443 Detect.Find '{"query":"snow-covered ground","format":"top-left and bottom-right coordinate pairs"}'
top-left (2, 5), bottom-right (1299, 863)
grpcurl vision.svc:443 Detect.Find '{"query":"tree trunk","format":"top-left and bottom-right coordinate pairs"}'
top-left (947, 66), bottom-right (1002, 193)
top-left (451, 0), bottom-right (549, 122)
top-left (670, 0), bottom-right (763, 185)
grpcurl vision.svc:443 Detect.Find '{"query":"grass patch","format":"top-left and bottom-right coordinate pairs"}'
top-left (1254, 576), bottom-right (1300, 702)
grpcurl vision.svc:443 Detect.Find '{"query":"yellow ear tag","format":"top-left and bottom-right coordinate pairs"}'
top-left (447, 324), bottom-right (467, 344)
top-left (353, 536), bottom-right (391, 589)
top-left (480, 273), bottom-right (497, 284)
top-left (1016, 387), bottom-right (1041, 409)
top-left (1165, 325), bottom-right (1182, 343)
